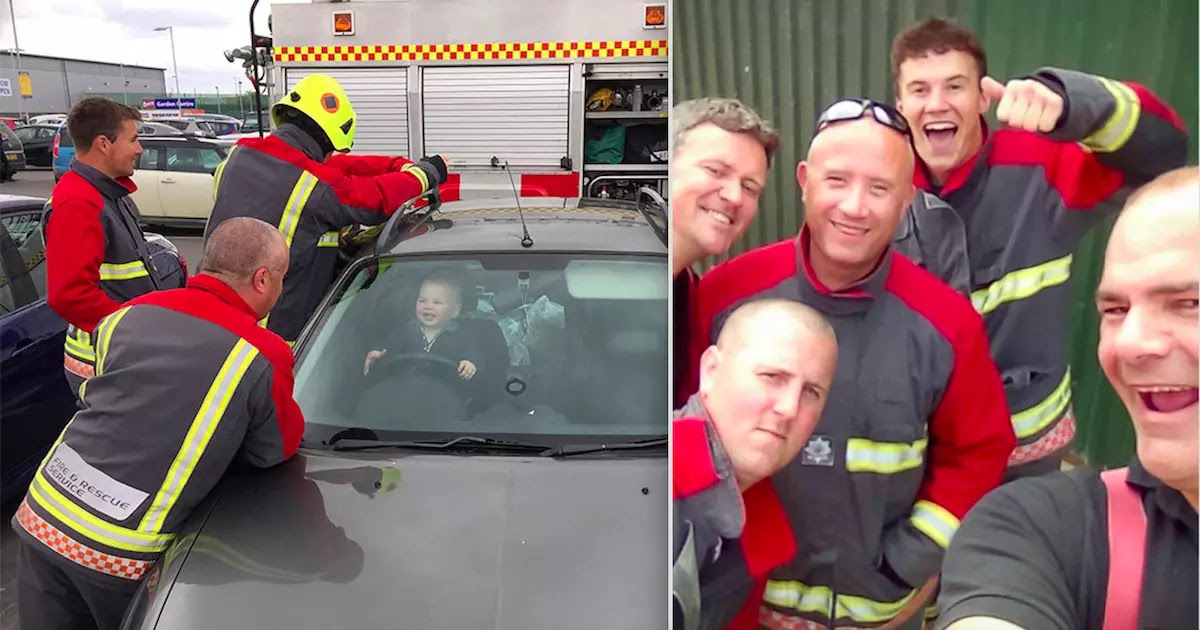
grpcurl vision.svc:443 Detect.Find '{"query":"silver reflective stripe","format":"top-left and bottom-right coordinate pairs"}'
top-left (139, 339), bottom-right (260, 533)
top-left (317, 231), bottom-right (339, 247)
top-left (1083, 78), bottom-right (1140, 153)
top-left (845, 437), bottom-right (927, 474)
top-left (29, 470), bottom-right (173, 553)
top-left (279, 172), bottom-right (319, 248)
top-left (99, 261), bottom-right (150, 281)
top-left (910, 500), bottom-right (961, 549)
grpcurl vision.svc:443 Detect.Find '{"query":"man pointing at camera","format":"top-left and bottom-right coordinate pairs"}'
top-left (892, 18), bottom-right (1189, 479)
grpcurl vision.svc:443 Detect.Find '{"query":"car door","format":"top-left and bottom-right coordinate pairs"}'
top-left (0, 205), bottom-right (75, 502)
top-left (161, 144), bottom-right (225, 220)
top-left (130, 145), bottom-right (167, 221)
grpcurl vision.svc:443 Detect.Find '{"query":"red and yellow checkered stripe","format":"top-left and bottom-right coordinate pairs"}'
top-left (274, 39), bottom-right (667, 62)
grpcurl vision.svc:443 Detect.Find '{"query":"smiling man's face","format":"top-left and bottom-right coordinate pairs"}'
top-left (895, 50), bottom-right (990, 184)
top-left (797, 118), bottom-right (915, 290)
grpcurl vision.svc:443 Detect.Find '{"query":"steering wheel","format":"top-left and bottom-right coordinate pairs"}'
top-left (365, 352), bottom-right (461, 385)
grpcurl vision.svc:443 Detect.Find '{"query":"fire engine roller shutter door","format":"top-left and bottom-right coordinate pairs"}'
top-left (284, 67), bottom-right (410, 156)
top-left (422, 65), bottom-right (570, 170)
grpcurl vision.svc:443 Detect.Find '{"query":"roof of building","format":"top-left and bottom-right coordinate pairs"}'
top-left (0, 50), bottom-right (166, 72)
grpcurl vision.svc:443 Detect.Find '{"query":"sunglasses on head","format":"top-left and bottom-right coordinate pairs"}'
top-left (814, 98), bottom-right (911, 138)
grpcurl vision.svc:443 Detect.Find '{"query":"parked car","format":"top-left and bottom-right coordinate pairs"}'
top-left (14, 123), bottom-right (59, 166)
top-left (130, 135), bottom-right (232, 227)
top-left (28, 114), bottom-right (67, 126)
top-left (52, 123), bottom-right (75, 182)
top-left (152, 117), bottom-right (218, 138)
top-left (1, 124), bottom-right (26, 180)
top-left (0, 193), bottom-right (187, 505)
top-left (1, 118), bottom-right (20, 130)
top-left (137, 121), bottom-right (188, 137)
top-left (122, 191), bottom-right (669, 629)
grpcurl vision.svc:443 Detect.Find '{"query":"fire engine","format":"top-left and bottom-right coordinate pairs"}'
top-left (228, 0), bottom-right (668, 202)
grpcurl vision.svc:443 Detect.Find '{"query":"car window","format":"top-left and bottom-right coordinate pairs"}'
top-left (0, 211), bottom-right (49, 306)
top-left (293, 253), bottom-right (667, 445)
top-left (37, 126), bottom-right (57, 139)
top-left (138, 147), bottom-right (162, 170)
top-left (162, 120), bottom-right (188, 131)
top-left (57, 126), bottom-right (73, 147)
top-left (165, 147), bottom-right (222, 173)
top-left (15, 127), bottom-right (34, 141)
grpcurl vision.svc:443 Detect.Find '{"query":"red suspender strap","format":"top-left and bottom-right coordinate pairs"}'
top-left (1100, 467), bottom-right (1148, 630)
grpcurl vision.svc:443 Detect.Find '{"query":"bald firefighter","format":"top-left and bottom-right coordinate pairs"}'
top-left (205, 73), bottom-right (449, 344)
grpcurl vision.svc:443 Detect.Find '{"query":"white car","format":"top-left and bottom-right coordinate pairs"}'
top-left (129, 136), bottom-right (231, 227)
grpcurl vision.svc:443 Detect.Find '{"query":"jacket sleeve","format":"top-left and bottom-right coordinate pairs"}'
top-left (1030, 67), bottom-right (1189, 211)
top-left (45, 193), bottom-right (122, 332)
top-left (323, 153), bottom-right (415, 177)
top-left (880, 312), bottom-right (1015, 589)
top-left (238, 352), bottom-right (306, 467)
top-left (310, 161), bottom-right (437, 228)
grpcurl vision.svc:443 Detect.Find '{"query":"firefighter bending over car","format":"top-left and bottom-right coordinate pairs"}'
top-left (205, 73), bottom-right (450, 344)
top-left (13, 217), bottom-right (306, 630)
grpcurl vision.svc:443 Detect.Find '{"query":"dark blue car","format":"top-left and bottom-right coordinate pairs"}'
top-left (0, 193), bottom-right (187, 505)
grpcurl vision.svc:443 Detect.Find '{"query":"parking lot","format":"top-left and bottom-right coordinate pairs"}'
top-left (1, 168), bottom-right (204, 630)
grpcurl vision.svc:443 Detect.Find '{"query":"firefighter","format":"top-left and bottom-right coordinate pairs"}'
top-left (669, 98), bottom-right (779, 408)
top-left (13, 217), bottom-right (305, 630)
top-left (673, 298), bottom-right (838, 630)
top-left (890, 18), bottom-right (1190, 479)
top-left (205, 72), bottom-right (449, 344)
top-left (935, 166), bottom-right (1199, 630)
top-left (43, 97), bottom-right (170, 403)
top-left (689, 100), bottom-right (1015, 629)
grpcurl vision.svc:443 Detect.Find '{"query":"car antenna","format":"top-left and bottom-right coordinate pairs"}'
top-left (504, 160), bottom-right (534, 248)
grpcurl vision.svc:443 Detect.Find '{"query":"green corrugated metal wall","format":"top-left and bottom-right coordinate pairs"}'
top-left (672, 0), bottom-right (1199, 468)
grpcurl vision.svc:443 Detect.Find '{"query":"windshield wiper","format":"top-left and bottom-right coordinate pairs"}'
top-left (540, 437), bottom-right (667, 457)
top-left (329, 435), bottom-right (551, 453)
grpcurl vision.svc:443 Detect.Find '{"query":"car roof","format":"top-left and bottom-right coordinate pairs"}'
top-left (374, 196), bottom-right (666, 256)
top-left (0, 194), bottom-right (46, 213)
top-left (138, 135), bottom-right (228, 146)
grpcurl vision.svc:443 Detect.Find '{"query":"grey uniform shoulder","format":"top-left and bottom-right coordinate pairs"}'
top-left (892, 190), bottom-right (971, 296)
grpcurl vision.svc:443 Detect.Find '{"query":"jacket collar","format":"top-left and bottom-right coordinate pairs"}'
top-left (795, 225), bottom-right (891, 316)
top-left (187, 274), bottom-right (260, 321)
top-left (270, 123), bottom-right (326, 163)
top-left (913, 116), bottom-right (994, 198)
top-left (71, 161), bottom-right (137, 198)
top-left (1127, 456), bottom-right (1199, 528)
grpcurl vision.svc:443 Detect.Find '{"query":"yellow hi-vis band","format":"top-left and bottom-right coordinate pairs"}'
top-left (401, 163), bottom-right (429, 191)
top-left (279, 172), bottom-right (319, 248)
top-left (212, 146), bottom-right (236, 200)
top-left (1083, 78), bottom-right (1141, 153)
top-left (317, 231), bottom-right (340, 248)
top-left (64, 328), bottom-right (96, 362)
top-left (845, 436), bottom-right (927, 474)
top-left (910, 500), bottom-right (961, 549)
top-left (99, 261), bottom-right (150, 281)
top-left (971, 254), bottom-right (1073, 316)
top-left (764, 579), bottom-right (924, 625)
top-left (1012, 369), bottom-right (1072, 440)
top-left (139, 339), bottom-right (260, 533)
top-left (169, 532), bottom-right (325, 582)
top-left (93, 307), bottom-right (134, 377)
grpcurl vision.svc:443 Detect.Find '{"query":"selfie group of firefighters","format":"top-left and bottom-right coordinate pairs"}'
top-left (12, 75), bottom-right (447, 629)
top-left (671, 17), bottom-right (1197, 630)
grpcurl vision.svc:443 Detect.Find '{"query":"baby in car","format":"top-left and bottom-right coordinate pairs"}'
top-left (363, 270), bottom-right (482, 380)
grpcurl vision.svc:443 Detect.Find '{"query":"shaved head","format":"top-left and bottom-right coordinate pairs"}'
top-left (200, 217), bottom-right (291, 319)
top-left (806, 117), bottom-right (915, 176)
top-left (700, 298), bottom-right (838, 490)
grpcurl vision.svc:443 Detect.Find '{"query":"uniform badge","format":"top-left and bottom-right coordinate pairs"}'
top-left (801, 435), bottom-right (835, 467)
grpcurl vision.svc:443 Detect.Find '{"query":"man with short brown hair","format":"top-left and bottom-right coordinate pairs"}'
top-left (44, 97), bottom-right (172, 403)
top-left (891, 17), bottom-right (1189, 479)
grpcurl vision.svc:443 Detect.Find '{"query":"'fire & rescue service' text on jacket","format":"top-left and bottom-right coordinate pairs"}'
top-left (12, 274), bottom-right (305, 586)
top-left (205, 123), bottom-right (442, 342)
top-left (914, 67), bottom-right (1188, 471)
top-left (44, 161), bottom-right (163, 399)
top-left (688, 230), bottom-right (1016, 627)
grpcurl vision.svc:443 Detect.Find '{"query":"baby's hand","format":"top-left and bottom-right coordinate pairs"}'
top-left (364, 349), bottom-right (387, 375)
top-left (458, 360), bottom-right (477, 380)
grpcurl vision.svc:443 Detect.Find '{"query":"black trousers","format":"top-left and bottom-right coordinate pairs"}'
top-left (16, 540), bottom-right (141, 630)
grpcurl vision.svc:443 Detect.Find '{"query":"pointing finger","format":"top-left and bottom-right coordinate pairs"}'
top-left (980, 76), bottom-right (1007, 103)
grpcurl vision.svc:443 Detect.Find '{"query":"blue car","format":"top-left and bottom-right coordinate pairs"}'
top-left (52, 123), bottom-right (75, 182)
top-left (0, 193), bottom-right (187, 504)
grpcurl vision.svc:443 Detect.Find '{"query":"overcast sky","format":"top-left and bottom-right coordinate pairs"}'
top-left (1, 0), bottom-right (307, 95)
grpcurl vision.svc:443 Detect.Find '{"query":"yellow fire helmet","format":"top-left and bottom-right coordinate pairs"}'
top-left (272, 73), bottom-right (357, 152)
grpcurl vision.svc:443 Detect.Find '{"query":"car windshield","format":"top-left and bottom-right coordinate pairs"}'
top-left (293, 252), bottom-right (667, 446)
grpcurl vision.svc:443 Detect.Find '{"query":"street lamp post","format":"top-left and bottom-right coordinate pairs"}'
top-left (236, 79), bottom-right (245, 119)
top-left (153, 26), bottom-right (181, 100)
top-left (8, 0), bottom-right (26, 121)
top-left (215, 85), bottom-right (221, 114)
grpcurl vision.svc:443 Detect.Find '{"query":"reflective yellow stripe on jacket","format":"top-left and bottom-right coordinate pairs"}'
top-left (845, 436), bottom-right (927, 474)
top-left (98, 261), bottom-right (150, 282)
top-left (317, 231), bottom-right (339, 248)
top-left (1083, 78), bottom-right (1140, 153)
top-left (139, 339), bottom-right (261, 533)
top-left (764, 579), bottom-right (928, 625)
top-left (64, 327), bottom-right (95, 363)
top-left (910, 500), bottom-right (961, 549)
top-left (279, 172), bottom-right (319, 248)
top-left (212, 146), bottom-right (237, 200)
top-left (1012, 369), bottom-right (1072, 440)
top-left (971, 254), bottom-right (1072, 317)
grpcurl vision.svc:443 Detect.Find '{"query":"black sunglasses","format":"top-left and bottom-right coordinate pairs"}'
top-left (814, 98), bottom-right (911, 138)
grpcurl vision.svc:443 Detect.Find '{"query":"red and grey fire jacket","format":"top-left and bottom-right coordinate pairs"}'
top-left (914, 67), bottom-right (1189, 468)
top-left (673, 396), bottom-right (796, 630)
top-left (686, 229), bottom-right (1015, 627)
top-left (12, 274), bottom-right (305, 585)
top-left (43, 161), bottom-right (163, 399)
top-left (205, 123), bottom-right (440, 342)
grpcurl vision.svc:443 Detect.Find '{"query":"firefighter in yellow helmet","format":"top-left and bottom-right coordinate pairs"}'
top-left (204, 73), bottom-right (449, 344)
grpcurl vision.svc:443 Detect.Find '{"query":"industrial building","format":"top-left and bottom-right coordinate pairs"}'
top-left (0, 50), bottom-right (167, 118)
